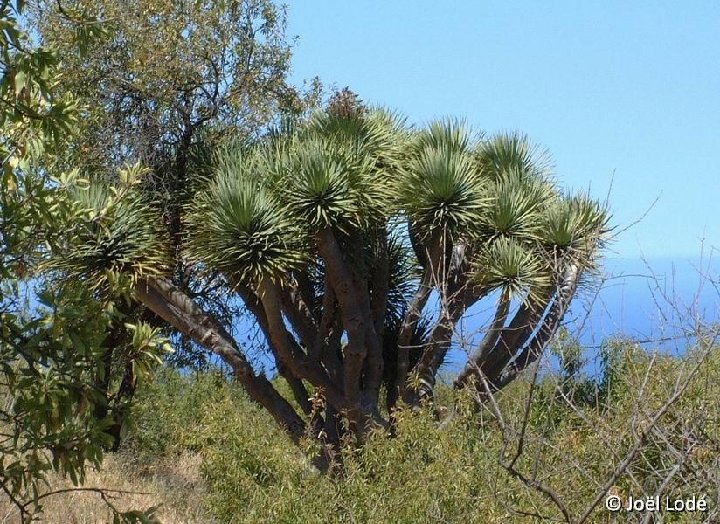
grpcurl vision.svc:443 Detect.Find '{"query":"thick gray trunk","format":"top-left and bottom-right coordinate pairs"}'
top-left (496, 263), bottom-right (581, 389)
top-left (317, 228), bottom-right (383, 420)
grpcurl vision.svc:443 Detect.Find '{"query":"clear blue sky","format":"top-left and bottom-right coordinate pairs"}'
top-left (286, 1), bottom-right (720, 259)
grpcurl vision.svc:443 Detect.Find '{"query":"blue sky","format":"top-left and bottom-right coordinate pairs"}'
top-left (286, 1), bottom-right (720, 259)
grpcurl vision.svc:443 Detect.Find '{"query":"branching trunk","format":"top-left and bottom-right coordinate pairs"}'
top-left (394, 270), bottom-right (432, 405)
top-left (406, 248), bottom-right (475, 403)
top-left (473, 291), bottom-right (551, 386)
top-left (316, 228), bottom-right (384, 430)
top-left (135, 277), bottom-right (306, 442)
top-left (454, 287), bottom-right (511, 389)
top-left (495, 263), bottom-right (581, 389)
top-left (257, 278), bottom-right (348, 411)
top-left (278, 280), bottom-right (318, 349)
top-left (237, 286), bottom-right (312, 415)
top-left (455, 261), bottom-right (582, 392)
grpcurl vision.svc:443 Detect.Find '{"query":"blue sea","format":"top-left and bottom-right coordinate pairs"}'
top-left (444, 256), bottom-right (720, 375)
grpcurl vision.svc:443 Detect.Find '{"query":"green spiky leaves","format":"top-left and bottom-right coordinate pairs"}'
top-left (306, 107), bottom-right (409, 171)
top-left (481, 173), bottom-right (553, 240)
top-left (57, 167), bottom-right (170, 294)
top-left (542, 193), bottom-right (610, 260)
top-left (476, 132), bottom-right (553, 182)
top-left (186, 151), bottom-right (306, 286)
top-left (473, 237), bottom-right (551, 301)
top-left (273, 109), bottom-right (407, 233)
top-left (184, 111), bottom-right (609, 297)
top-left (281, 138), bottom-right (375, 231)
top-left (187, 109), bottom-right (409, 286)
top-left (474, 133), bottom-right (556, 241)
top-left (399, 120), bottom-right (487, 239)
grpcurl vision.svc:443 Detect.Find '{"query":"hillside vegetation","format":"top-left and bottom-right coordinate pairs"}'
top-left (4, 335), bottom-right (717, 523)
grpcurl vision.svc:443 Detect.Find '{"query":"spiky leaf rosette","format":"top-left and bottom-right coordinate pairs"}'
top-left (541, 192), bottom-right (610, 264)
top-left (479, 170), bottom-right (555, 241)
top-left (306, 108), bottom-right (409, 170)
top-left (285, 108), bottom-right (409, 232)
top-left (476, 132), bottom-right (553, 182)
top-left (185, 149), bottom-right (306, 286)
top-left (472, 236), bottom-right (551, 301)
top-left (279, 135), bottom-right (389, 233)
top-left (472, 132), bottom-right (556, 242)
top-left (58, 175), bottom-right (170, 293)
top-left (415, 118), bottom-right (473, 154)
top-left (398, 120), bottom-right (487, 240)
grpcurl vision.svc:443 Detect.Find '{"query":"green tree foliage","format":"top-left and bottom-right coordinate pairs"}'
top-left (1, 2), bottom-right (167, 520)
top-left (59, 90), bottom-right (609, 466)
top-left (35, 0), bottom-right (316, 242)
top-left (34, 0), bottom-right (321, 371)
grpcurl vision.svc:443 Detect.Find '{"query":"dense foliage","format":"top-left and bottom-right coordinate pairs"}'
top-left (25, 0), bottom-right (612, 465)
top-left (121, 339), bottom-right (720, 523)
top-left (7, 2), bottom-right (716, 523)
top-left (34, 0), bottom-right (321, 372)
top-left (1, 2), bottom-right (167, 520)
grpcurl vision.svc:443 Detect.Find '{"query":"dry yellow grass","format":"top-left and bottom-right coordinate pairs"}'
top-left (0, 452), bottom-right (213, 524)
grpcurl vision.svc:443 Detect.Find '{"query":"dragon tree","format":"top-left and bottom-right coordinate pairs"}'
top-left (59, 95), bottom-right (609, 463)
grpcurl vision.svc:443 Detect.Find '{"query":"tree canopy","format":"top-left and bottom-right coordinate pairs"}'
top-left (10, 4), bottom-right (720, 524)
top-left (35, 0), bottom-right (318, 254)
top-left (34, 0), bottom-right (321, 371)
top-left (56, 91), bottom-right (609, 466)
top-left (1, 2), bottom-right (167, 520)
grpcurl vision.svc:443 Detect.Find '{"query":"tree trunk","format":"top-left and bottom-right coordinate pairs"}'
top-left (135, 277), bottom-right (306, 442)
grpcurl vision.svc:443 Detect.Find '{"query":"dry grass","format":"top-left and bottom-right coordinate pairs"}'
top-left (0, 452), bottom-right (213, 523)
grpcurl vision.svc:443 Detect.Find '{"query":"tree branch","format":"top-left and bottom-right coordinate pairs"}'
top-left (135, 277), bottom-right (305, 442)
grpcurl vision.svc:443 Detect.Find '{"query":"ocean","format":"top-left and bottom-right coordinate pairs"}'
top-left (445, 256), bottom-right (720, 375)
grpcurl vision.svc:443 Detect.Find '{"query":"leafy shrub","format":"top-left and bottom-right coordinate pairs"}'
top-left (124, 340), bottom-right (720, 523)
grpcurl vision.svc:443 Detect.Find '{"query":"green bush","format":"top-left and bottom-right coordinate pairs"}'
top-left (124, 341), bottom-right (720, 523)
